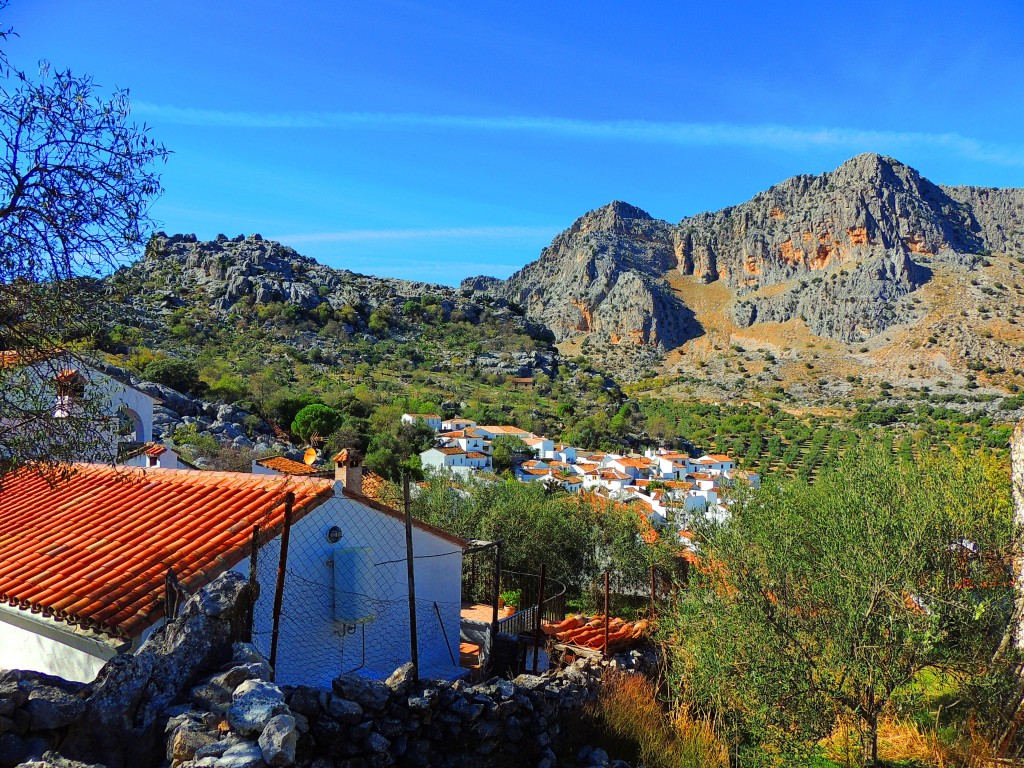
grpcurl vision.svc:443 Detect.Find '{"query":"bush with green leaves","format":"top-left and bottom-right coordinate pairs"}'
top-left (142, 357), bottom-right (205, 396)
top-left (412, 474), bottom-right (680, 593)
top-left (664, 446), bottom-right (1012, 765)
top-left (489, 435), bottom-right (535, 473)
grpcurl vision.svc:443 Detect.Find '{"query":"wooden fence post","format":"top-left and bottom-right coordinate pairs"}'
top-left (532, 563), bottom-right (546, 674)
top-left (404, 475), bottom-right (419, 682)
top-left (603, 571), bottom-right (610, 659)
top-left (269, 493), bottom-right (295, 679)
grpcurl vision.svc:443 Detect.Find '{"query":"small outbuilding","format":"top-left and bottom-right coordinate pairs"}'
top-left (0, 458), bottom-right (466, 687)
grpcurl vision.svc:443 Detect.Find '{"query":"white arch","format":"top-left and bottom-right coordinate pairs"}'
top-left (118, 406), bottom-right (147, 442)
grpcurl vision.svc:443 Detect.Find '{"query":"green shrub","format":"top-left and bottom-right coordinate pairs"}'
top-left (143, 357), bottom-right (205, 396)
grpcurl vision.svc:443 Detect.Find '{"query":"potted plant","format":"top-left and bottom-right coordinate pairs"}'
top-left (499, 588), bottom-right (522, 614)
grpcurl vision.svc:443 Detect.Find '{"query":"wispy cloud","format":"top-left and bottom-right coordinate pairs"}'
top-left (134, 102), bottom-right (1024, 166)
top-left (272, 226), bottom-right (559, 244)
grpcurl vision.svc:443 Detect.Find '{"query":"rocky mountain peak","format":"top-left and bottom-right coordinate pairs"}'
top-left (567, 200), bottom-right (656, 239)
top-left (827, 152), bottom-right (954, 213)
top-left (832, 152), bottom-right (915, 183)
top-left (471, 154), bottom-right (1024, 352)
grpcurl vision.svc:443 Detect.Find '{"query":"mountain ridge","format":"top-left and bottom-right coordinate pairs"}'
top-left (463, 153), bottom-right (1024, 353)
top-left (95, 154), bottom-right (1024, 409)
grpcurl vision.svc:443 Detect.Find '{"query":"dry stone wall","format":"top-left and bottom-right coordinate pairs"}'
top-left (166, 648), bottom-right (638, 768)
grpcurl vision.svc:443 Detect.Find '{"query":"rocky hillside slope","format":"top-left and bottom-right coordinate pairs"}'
top-left (464, 202), bottom-right (697, 350)
top-left (466, 154), bottom-right (1024, 350)
top-left (127, 232), bottom-right (550, 341)
top-left (106, 232), bottom-right (558, 378)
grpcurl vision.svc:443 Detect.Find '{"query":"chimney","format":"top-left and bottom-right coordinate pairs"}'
top-left (333, 449), bottom-right (363, 495)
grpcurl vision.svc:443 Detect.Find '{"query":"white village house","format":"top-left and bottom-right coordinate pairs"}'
top-left (401, 413), bottom-right (443, 432)
top-left (0, 453), bottom-right (466, 687)
top-left (0, 350), bottom-right (158, 456)
top-left (420, 446), bottom-right (491, 475)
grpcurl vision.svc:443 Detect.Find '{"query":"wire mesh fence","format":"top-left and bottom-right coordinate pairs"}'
top-left (244, 477), bottom-right (465, 688)
top-left (231, 474), bottom-right (691, 685)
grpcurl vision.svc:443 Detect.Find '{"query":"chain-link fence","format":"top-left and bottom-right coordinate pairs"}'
top-left (245, 479), bottom-right (465, 688)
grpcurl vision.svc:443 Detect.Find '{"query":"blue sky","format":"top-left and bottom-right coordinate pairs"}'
top-left (7, 1), bottom-right (1024, 284)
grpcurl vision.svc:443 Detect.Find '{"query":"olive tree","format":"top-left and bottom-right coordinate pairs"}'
top-left (666, 446), bottom-right (1012, 765)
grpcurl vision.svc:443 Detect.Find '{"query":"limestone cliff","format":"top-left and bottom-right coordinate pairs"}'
top-left (466, 201), bottom-right (699, 350)
top-left (466, 154), bottom-right (1024, 347)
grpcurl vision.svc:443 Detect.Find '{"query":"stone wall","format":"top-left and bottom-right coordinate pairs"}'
top-left (166, 650), bottom-right (622, 768)
top-left (0, 572), bottom-right (255, 768)
top-left (0, 671), bottom-right (89, 766)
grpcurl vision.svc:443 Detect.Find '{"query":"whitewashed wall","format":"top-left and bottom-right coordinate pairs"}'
top-left (0, 606), bottom-right (117, 682)
top-left (238, 493), bottom-right (463, 687)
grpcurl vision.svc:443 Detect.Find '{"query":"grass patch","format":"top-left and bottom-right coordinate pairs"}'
top-left (581, 670), bottom-right (727, 768)
top-left (820, 716), bottom-right (994, 768)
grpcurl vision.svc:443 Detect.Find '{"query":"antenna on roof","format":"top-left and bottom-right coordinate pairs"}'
top-left (303, 447), bottom-right (317, 466)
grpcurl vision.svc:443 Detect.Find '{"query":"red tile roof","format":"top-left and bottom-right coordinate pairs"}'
top-left (433, 447), bottom-right (466, 456)
top-left (360, 471), bottom-right (391, 504)
top-left (0, 350), bottom-right (56, 368)
top-left (255, 456), bottom-right (321, 476)
top-left (614, 457), bottom-right (652, 469)
top-left (0, 465), bottom-right (335, 640)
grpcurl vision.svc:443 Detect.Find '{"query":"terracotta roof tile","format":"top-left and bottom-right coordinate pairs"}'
top-left (433, 447), bottom-right (466, 456)
top-left (361, 471), bottom-right (386, 502)
top-left (254, 456), bottom-right (321, 476)
top-left (0, 350), bottom-right (56, 368)
top-left (0, 465), bottom-right (334, 640)
top-left (614, 458), bottom-right (653, 468)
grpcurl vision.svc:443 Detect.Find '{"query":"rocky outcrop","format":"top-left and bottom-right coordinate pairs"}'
top-left (465, 201), bottom-right (699, 350)
top-left (678, 153), bottom-right (985, 291)
top-left (730, 250), bottom-right (929, 341)
top-left (941, 185), bottom-right (1024, 256)
top-left (468, 154), bottom-right (1024, 346)
top-left (129, 234), bottom-right (547, 347)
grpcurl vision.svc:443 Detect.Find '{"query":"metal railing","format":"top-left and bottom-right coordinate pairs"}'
top-left (496, 569), bottom-right (566, 636)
